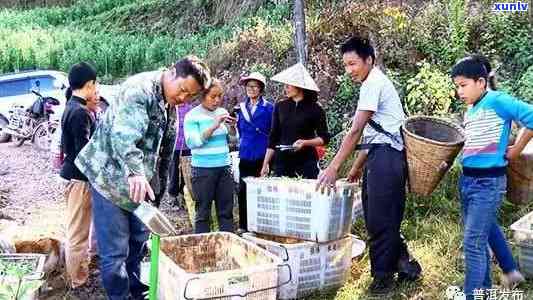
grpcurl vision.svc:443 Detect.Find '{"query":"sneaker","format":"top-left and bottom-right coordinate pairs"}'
top-left (367, 276), bottom-right (396, 296)
top-left (397, 258), bottom-right (422, 282)
top-left (501, 270), bottom-right (525, 290)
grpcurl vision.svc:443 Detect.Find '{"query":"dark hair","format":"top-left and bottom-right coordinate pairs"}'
top-left (451, 55), bottom-right (496, 90)
top-left (174, 55), bottom-right (211, 90)
top-left (470, 54), bottom-right (497, 90)
top-left (65, 87), bottom-right (72, 101)
top-left (68, 62), bottom-right (97, 90)
top-left (303, 89), bottom-right (318, 102)
top-left (340, 36), bottom-right (375, 64)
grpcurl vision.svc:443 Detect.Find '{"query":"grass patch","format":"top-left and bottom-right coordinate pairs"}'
top-left (303, 164), bottom-right (533, 299)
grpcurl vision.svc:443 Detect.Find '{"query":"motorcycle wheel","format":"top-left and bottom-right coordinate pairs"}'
top-left (12, 136), bottom-right (25, 147)
top-left (33, 121), bottom-right (58, 151)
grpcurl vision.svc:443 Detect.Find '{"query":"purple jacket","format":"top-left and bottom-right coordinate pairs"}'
top-left (175, 103), bottom-right (193, 151)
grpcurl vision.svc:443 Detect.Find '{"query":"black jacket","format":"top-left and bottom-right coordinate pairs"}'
top-left (269, 97), bottom-right (330, 163)
top-left (60, 96), bottom-right (95, 181)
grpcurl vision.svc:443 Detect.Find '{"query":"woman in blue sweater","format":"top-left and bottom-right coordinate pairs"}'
top-left (451, 55), bottom-right (533, 298)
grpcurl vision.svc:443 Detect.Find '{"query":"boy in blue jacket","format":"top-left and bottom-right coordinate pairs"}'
top-left (451, 55), bottom-right (533, 299)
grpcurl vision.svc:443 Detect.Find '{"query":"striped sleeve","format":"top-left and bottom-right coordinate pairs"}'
top-left (184, 110), bottom-right (205, 149)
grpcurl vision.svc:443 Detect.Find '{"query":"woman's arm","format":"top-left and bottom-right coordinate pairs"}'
top-left (260, 148), bottom-right (275, 177)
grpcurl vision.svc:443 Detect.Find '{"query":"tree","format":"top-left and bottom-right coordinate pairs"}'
top-left (293, 0), bottom-right (307, 66)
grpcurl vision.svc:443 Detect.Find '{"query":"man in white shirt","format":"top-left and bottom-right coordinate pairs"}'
top-left (317, 36), bottom-right (421, 295)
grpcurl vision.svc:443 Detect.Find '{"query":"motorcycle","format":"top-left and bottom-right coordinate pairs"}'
top-left (4, 90), bottom-right (61, 151)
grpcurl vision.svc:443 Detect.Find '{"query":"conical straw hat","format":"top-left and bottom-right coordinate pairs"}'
top-left (271, 63), bottom-right (320, 92)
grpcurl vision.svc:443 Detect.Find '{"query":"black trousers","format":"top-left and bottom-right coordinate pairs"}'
top-left (362, 144), bottom-right (410, 278)
top-left (191, 166), bottom-right (234, 233)
top-left (168, 149), bottom-right (191, 197)
top-left (238, 159), bottom-right (264, 230)
top-left (273, 151), bottom-right (319, 179)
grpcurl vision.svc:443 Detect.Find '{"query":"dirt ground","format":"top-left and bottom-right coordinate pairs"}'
top-left (0, 141), bottom-right (195, 299)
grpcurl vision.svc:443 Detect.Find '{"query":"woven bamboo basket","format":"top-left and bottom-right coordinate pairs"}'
top-left (179, 156), bottom-right (194, 201)
top-left (179, 156), bottom-right (197, 226)
top-left (402, 116), bottom-right (465, 196)
top-left (507, 140), bottom-right (533, 204)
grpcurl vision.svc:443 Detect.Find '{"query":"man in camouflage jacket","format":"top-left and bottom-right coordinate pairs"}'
top-left (75, 56), bottom-right (210, 300)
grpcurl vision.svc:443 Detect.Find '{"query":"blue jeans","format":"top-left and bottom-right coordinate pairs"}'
top-left (459, 174), bottom-right (515, 298)
top-left (91, 187), bottom-right (150, 300)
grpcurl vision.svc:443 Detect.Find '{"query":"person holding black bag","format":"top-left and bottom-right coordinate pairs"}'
top-left (235, 72), bottom-right (274, 232)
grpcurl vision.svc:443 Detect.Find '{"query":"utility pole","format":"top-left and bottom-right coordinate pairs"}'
top-left (529, 0), bottom-right (532, 26)
top-left (293, 0), bottom-right (307, 66)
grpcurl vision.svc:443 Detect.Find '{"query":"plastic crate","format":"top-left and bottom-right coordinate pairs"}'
top-left (510, 211), bottom-right (533, 278)
top-left (352, 189), bottom-right (363, 219)
top-left (244, 177), bottom-right (359, 242)
top-left (242, 233), bottom-right (365, 299)
top-left (157, 232), bottom-right (290, 300)
top-left (0, 254), bottom-right (46, 300)
top-left (0, 254), bottom-right (46, 280)
top-left (231, 151), bottom-right (240, 183)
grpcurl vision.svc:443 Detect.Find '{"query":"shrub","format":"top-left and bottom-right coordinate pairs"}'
top-left (470, 7), bottom-right (532, 82)
top-left (516, 66), bottom-right (533, 104)
top-left (326, 74), bottom-right (358, 136)
top-left (405, 62), bottom-right (457, 116)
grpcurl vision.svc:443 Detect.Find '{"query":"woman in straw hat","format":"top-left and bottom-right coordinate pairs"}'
top-left (235, 72), bottom-right (274, 232)
top-left (260, 63), bottom-right (330, 179)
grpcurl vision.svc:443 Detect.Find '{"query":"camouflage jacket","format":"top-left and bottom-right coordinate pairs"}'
top-left (75, 71), bottom-right (176, 212)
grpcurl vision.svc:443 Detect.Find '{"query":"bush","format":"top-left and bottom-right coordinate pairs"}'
top-left (326, 74), bottom-right (358, 136)
top-left (516, 66), bottom-right (533, 104)
top-left (405, 62), bottom-right (457, 116)
top-left (0, 0), bottom-right (137, 29)
top-left (0, 1), bottom-right (291, 79)
top-left (469, 6), bottom-right (532, 83)
top-left (248, 62), bottom-right (274, 78)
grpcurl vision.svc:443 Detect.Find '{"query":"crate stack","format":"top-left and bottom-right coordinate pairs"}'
top-left (242, 177), bottom-right (365, 299)
top-left (511, 211), bottom-right (533, 278)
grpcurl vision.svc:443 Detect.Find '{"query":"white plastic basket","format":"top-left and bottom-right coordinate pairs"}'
top-left (140, 261), bottom-right (150, 286)
top-left (230, 151), bottom-right (240, 183)
top-left (510, 211), bottom-right (533, 245)
top-left (244, 177), bottom-right (359, 242)
top-left (0, 254), bottom-right (46, 300)
top-left (157, 232), bottom-right (290, 300)
top-left (352, 189), bottom-right (363, 220)
top-left (242, 233), bottom-right (365, 299)
top-left (0, 254), bottom-right (46, 280)
top-left (510, 211), bottom-right (533, 278)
